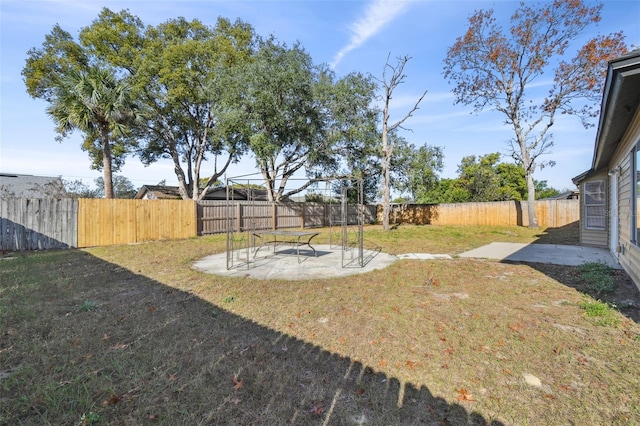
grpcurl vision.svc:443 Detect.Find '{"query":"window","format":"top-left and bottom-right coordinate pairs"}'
top-left (584, 180), bottom-right (606, 230)
top-left (632, 144), bottom-right (640, 245)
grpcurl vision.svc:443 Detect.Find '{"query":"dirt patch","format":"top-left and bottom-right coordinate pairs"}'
top-left (531, 262), bottom-right (640, 322)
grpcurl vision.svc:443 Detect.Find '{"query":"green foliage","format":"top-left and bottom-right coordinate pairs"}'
top-left (79, 412), bottom-right (101, 425)
top-left (579, 299), bottom-right (621, 327)
top-left (94, 176), bottom-right (138, 199)
top-left (535, 180), bottom-right (560, 199)
top-left (64, 175), bottom-right (138, 199)
top-left (577, 262), bottom-right (617, 295)
top-left (35, 63), bottom-right (136, 198)
top-left (24, 8), bottom-right (256, 201)
top-left (78, 301), bottom-right (98, 312)
top-left (422, 152), bottom-right (560, 204)
top-left (392, 142), bottom-right (444, 202)
top-left (242, 38), bottom-right (379, 202)
top-left (63, 179), bottom-right (102, 198)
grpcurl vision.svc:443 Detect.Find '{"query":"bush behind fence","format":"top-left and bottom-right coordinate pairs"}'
top-left (1, 198), bottom-right (579, 251)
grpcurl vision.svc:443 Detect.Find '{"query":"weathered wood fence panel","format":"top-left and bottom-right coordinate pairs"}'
top-left (198, 202), bottom-right (379, 235)
top-left (0, 198), bottom-right (78, 251)
top-left (77, 199), bottom-right (197, 247)
top-left (382, 200), bottom-right (579, 227)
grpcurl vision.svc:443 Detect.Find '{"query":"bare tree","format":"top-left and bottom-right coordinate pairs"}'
top-left (378, 54), bottom-right (427, 230)
top-left (443, 1), bottom-right (627, 228)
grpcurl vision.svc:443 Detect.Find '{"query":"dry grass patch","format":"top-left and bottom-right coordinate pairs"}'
top-left (2, 225), bottom-right (638, 425)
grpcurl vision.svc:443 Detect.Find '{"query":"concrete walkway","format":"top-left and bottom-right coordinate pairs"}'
top-left (458, 242), bottom-right (621, 269)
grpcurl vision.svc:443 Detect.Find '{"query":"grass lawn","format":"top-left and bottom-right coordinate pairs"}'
top-left (1, 224), bottom-right (639, 425)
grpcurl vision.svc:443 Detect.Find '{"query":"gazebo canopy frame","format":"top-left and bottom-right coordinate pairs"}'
top-left (224, 174), bottom-right (366, 270)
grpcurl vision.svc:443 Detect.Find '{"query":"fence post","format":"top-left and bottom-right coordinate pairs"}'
top-left (236, 203), bottom-right (241, 232)
top-left (272, 203), bottom-right (277, 230)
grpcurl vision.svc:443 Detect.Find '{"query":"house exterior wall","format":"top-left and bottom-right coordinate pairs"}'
top-left (579, 169), bottom-right (608, 248)
top-left (608, 105), bottom-right (640, 288)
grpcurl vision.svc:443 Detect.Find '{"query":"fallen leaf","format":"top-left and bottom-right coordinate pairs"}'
top-left (102, 393), bottom-right (120, 406)
top-left (456, 388), bottom-right (476, 402)
top-left (405, 360), bottom-right (417, 369)
top-left (102, 334), bottom-right (110, 340)
top-left (147, 305), bottom-right (156, 313)
top-left (232, 376), bottom-right (243, 390)
top-left (379, 359), bottom-right (388, 367)
top-left (168, 373), bottom-right (178, 381)
top-left (355, 388), bottom-right (365, 395)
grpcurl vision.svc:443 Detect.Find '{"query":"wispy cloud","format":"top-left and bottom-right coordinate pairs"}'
top-left (330, 0), bottom-right (409, 69)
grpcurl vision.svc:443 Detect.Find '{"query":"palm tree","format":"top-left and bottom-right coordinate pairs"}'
top-left (47, 66), bottom-right (135, 198)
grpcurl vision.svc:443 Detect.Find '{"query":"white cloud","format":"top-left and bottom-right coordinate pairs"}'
top-left (331, 0), bottom-right (409, 69)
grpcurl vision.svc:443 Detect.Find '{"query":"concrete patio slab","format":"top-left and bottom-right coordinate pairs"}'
top-left (193, 244), bottom-right (399, 280)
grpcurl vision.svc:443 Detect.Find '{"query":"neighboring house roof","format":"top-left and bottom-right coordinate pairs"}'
top-left (0, 173), bottom-right (67, 198)
top-left (541, 190), bottom-right (580, 200)
top-left (573, 49), bottom-right (640, 183)
top-left (134, 185), bottom-right (270, 201)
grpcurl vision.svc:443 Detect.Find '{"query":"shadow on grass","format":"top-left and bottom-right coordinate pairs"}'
top-left (1, 250), bottom-right (503, 425)
top-left (530, 221), bottom-right (580, 245)
top-left (520, 261), bottom-right (640, 324)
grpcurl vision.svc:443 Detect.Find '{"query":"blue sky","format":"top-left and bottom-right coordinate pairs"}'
top-left (1, 0), bottom-right (639, 193)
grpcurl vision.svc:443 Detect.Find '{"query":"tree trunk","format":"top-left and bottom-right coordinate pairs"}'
top-left (525, 169), bottom-right (539, 228)
top-left (101, 128), bottom-right (115, 199)
top-left (381, 130), bottom-right (391, 230)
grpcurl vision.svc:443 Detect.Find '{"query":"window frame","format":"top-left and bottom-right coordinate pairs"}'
top-left (583, 179), bottom-right (606, 231)
top-left (632, 143), bottom-right (640, 246)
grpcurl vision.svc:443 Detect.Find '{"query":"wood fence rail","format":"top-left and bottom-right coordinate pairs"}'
top-left (1, 198), bottom-right (579, 251)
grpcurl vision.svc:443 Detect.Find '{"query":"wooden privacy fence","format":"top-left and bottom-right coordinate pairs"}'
top-left (1, 198), bottom-right (78, 251)
top-left (77, 199), bottom-right (197, 247)
top-left (382, 199), bottom-right (579, 228)
top-left (1, 198), bottom-right (579, 251)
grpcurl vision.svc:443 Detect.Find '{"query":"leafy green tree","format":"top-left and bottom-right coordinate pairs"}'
top-left (84, 10), bottom-right (255, 200)
top-left (63, 179), bottom-right (102, 198)
top-left (25, 8), bottom-right (255, 201)
top-left (424, 178), bottom-right (470, 204)
top-left (535, 180), bottom-right (560, 199)
top-left (444, 0), bottom-right (627, 227)
top-left (325, 72), bottom-right (380, 204)
top-left (45, 66), bottom-right (135, 198)
top-left (393, 142), bottom-right (444, 203)
top-left (64, 175), bottom-right (138, 198)
top-left (242, 38), bottom-right (379, 202)
top-left (94, 176), bottom-right (138, 199)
